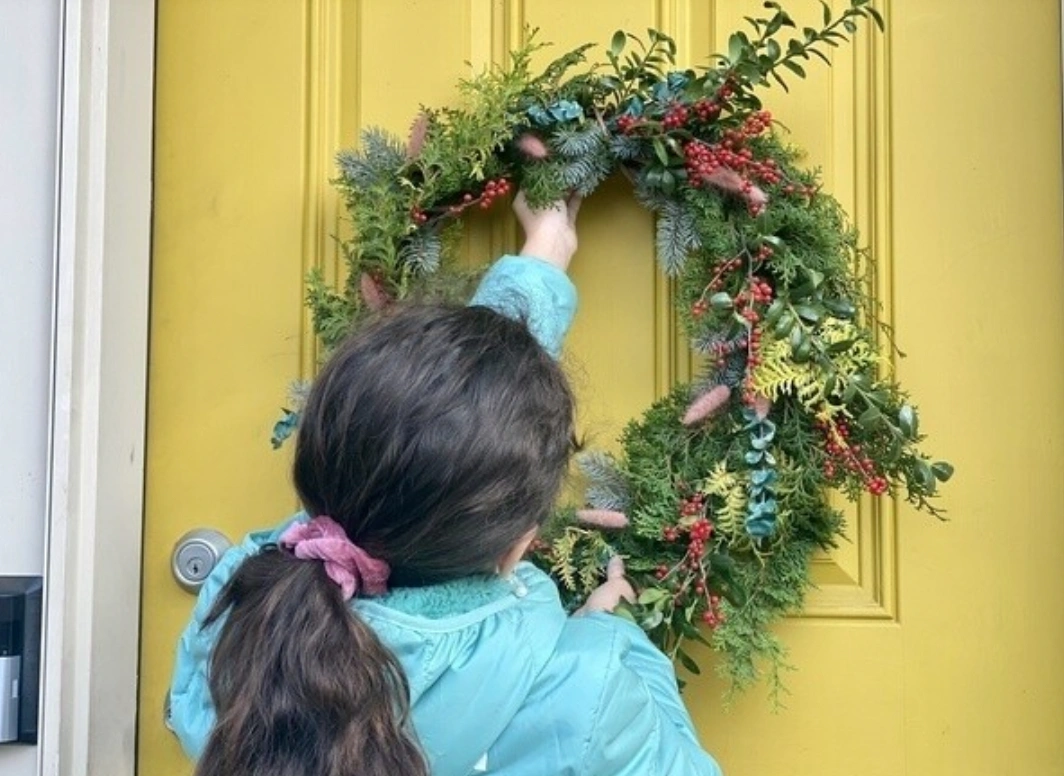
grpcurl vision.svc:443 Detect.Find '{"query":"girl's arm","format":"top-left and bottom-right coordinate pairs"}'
top-left (572, 616), bottom-right (725, 776)
top-left (468, 194), bottom-right (581, 359)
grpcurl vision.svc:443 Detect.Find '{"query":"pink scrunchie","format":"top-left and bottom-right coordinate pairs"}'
top-left (279, 516), bottom-right (390, 600)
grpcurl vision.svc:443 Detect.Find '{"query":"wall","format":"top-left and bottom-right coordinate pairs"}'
top-left (0, 0), bottom-right (61, 773)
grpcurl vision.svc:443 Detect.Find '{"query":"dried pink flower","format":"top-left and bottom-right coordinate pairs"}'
top-left (516, 133), bottom-right (551, 160)
top-left (682, 384), bottom-right (732, 426)
top-left (704, 167), bottom-right (769, 210)
top-left (406, 111), bottom-right (429, 160)
top-left (576, 509), bottom-right (630, 529)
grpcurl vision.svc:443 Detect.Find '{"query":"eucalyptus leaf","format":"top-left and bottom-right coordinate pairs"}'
top-left (931, 461), bottom-right (955, 482)
top-left (915, 460), bottom-right (937, 492)
top-left (898, 405), bottom-right (917, 438)
top-left (710, 292), bottom-right (734, 311)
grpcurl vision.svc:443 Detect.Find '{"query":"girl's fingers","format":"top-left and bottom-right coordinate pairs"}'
top-left (606, 555), bottom-right (626, 581)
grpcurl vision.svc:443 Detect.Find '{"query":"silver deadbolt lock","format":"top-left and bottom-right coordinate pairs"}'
top-left (171, 529), bottom-right (233, 593)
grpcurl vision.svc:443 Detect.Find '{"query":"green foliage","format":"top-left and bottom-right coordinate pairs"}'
top-left (578, 450), bottom-right (632, 512)
top-left (655, 200), bottom-right (702, 276)
top-left (288, 0), bottom-right (949, 702)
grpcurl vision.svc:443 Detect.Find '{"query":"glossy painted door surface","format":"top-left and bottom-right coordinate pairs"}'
top-left (141, 2), bottom-right (1064, 774)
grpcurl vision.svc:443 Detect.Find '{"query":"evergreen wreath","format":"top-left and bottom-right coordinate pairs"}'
top-left (274, 0), bottom-right (952, 701)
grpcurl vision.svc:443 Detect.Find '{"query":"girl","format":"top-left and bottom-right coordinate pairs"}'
top-left (168, 195), bottom-right (724, 776)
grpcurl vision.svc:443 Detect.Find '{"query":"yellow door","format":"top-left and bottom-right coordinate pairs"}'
top-left (140, 1), bottom-right (1064, 774)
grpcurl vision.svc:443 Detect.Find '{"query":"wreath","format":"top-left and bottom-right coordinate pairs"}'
top-left (273, 0), bottom-right (952, 700)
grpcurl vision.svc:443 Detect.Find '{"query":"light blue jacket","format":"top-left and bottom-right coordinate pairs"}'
top-left (169, 256), bottom-right (723, 776)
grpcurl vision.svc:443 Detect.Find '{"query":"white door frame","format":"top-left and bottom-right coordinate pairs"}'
top-left (28, 1), bottom-right (1064, 775)
top-left (41, 1), bottom-right (154, 774)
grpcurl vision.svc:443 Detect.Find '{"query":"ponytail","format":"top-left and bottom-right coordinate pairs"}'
top-left (196, 547), bottom-right (427, 776)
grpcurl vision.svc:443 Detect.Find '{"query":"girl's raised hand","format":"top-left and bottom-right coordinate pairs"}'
top-left (514, 190), bottom-right (582, 272)
top-left (574, 556), bottom-right (636, 616)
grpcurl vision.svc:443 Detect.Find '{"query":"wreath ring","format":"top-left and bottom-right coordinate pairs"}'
top-left (275, 1), bottom-right (950, 699)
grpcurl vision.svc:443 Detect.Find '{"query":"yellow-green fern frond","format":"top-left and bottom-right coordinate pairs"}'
top-left (702, 461), bottom-right (748, 545)
top-left (752, 319), bottom-right (882, 409)
top-left (550, 526), bottom-right (613, 596)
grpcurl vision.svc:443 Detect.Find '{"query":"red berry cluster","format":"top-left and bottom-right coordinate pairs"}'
top-left (715, 79), bottom-right (736, 102)
top-left (659, 494), bottom-right (713, 566)
top-left (683, 140), bottom-right (782, 194)
top-left (692, 98), bottom-right (722, 123)
top-left (703, 256), bottom-right (744, 296)
top-left (681, 493), bottom-right (706, 518)
top-left (747, 276), bottom-right (774, 304)
top-left (477, 177), bottom-right (513, 210)
top-left (688, 517), bottom-right (713, 552)
top-left (816, 417), bottom-right (889, 495)
top-left (705, 333), bottom-right (748, 368)
top-left (701, 594), bottom-right (726, 628)
top-left (661, 104), bottom-right (691, 130)
top-left (412, 177), bottom-right (513, 226)
top-left (732, 276), bottom-right (774, 325)
top-left (739, 110), bottom-right (772, 137)
top-left (616, 114), bottom-right (642, 134)
top-left (682, 140), bottom-right (736, 182)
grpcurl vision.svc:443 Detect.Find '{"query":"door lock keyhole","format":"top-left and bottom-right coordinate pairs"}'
top-left (171, 529), bottom-right (233, 593)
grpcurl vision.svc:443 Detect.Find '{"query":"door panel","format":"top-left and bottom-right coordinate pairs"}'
top-left (142, 2), bottom-right (1064, 774)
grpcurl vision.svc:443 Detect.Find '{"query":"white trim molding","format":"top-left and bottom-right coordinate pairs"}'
top-left (42, 1), bottom-right (154, 774)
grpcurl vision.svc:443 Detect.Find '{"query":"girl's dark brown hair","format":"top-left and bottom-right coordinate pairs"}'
top-left (196, 304), bottom-right (575, 776)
